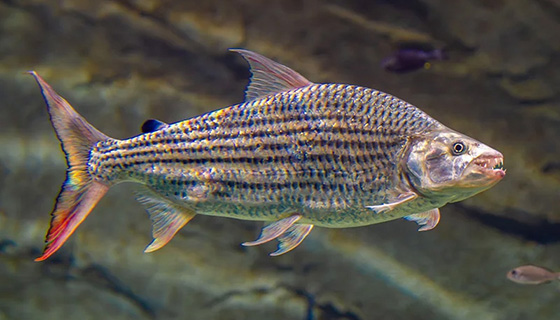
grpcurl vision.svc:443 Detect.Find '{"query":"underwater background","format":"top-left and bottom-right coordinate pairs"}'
top-left (1, 0), bottom-right (559, 319)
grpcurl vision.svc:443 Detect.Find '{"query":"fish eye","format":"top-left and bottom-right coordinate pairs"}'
top-left (510, 269), bottom-right (517, 276)
top-left (452, 141), bottom-right (466, 155)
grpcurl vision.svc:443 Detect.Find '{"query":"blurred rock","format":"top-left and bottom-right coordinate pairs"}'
top-left (499, 77), bottom-right (555, 102)
top-left (1, 0), bottom-right (560, 320)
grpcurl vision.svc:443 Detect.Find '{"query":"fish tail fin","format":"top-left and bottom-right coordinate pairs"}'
top-left (29, 71), bottom-right (111, 261)
top-left (433, 48), bottom-right (448, 60)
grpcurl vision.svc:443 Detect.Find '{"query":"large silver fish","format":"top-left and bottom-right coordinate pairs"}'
top-left (29, 49), bottom-right (505, 261)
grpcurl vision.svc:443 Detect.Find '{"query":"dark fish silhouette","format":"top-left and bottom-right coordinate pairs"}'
top-left (382, 49), bottom-right (446, 73)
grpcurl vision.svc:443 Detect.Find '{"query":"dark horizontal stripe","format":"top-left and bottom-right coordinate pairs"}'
top-left (98, 94), bottom-right (426, 154)
top-left (149, 175), bottom-right (369, 196)
top-left (112, 135), bottom-right (400, 159)
top-left (99, 123), bottom-right (407, 165)
top-left (111, 138), bottom-right (400, 164)
top-left (140, 174), bottom-right (389, 208)
top-left (141, 109), bottom-right (417, 147)
top-left (112, 153), bottom-right (395, 184)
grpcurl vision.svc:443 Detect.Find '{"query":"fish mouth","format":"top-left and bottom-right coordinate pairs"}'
top-left (471, 155), bottom-right (506, 180)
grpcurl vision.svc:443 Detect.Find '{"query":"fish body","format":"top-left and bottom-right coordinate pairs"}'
top-left (93, 83), bottom-right (440, 227)
top-left (30, 49), bottom-right (505, 260)
top-left (382, 48), bottom-right (446, 73)
top-left (507, 265), bottom-right (560, 285)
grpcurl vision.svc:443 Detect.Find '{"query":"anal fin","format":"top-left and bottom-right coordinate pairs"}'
top-left (270, 224), bottom-right (313, 256)
top-left (404, 208), bottom-right (440, 231)
top-left (136, 190), bottom-right (196, 252)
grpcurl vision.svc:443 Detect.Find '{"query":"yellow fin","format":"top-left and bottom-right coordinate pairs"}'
top-left (270, 224), bottom-right (313, 256)
top-left (29, 71), bottom-right (111, 262)
top-left (242, 215), bottom-right (301, 247)
top-left (230, 49), bottom-right (312, 101)
top-left (136, 189), bottom-right (196, 252)
top-left (404, 208), bottom-right (441, 231)
top-left (366, 192), bottom-right (418, 213)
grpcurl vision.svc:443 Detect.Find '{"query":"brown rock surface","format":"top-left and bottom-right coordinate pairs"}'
top-left (1, 1), bottom-right (560, 319)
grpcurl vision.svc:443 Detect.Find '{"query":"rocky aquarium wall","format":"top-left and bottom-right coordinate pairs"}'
top-left (1, 0), bottom-right (559, 319)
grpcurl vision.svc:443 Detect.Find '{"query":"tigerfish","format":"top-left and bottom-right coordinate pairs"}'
top-left (29, 49), bottom-right (505, 261)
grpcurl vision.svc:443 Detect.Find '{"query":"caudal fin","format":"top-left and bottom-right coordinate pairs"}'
top-left (29, 72), bottom-right (110, 261)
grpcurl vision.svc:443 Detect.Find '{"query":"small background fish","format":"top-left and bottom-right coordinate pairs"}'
top-left (1, 1), bottom-right (560, 320)
top-left (381, 45), bottom-right (447, 73)
top-left (507, 265), bottom-right (560, 285)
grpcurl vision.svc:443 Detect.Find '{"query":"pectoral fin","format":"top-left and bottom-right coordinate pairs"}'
top-left (136, 190), bottom-right (196, 252)
top-left (366, 192), bottom-right (418, 214)
top-left (242, 215), bottom-right (301, 247)
top-left (270, 224), bottom-right (313, 256)
top-left (404, 208), bottom-right (440, 231)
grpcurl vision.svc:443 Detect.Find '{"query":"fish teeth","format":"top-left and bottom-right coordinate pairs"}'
top-left (492, 161), bottom-right (504, 170)
top-left (477, 158), bottom-right (504, 170)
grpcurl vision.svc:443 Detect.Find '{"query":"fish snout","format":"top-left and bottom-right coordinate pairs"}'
top-left (470, 145), bottom-right (505, 181)
top-left (474, 154), bottom-right (505, 178)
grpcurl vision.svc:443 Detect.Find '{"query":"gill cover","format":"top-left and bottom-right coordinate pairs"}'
top-left (405, 129), bottom-right (504, 202)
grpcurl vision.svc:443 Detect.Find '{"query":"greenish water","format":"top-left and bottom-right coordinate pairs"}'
top-left (1, 1), bottom-right (560, 319)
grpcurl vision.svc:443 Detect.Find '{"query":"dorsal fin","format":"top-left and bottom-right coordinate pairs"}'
top-left (141, 119), bottom-right (168, 133)
top-left (230, 49), bottom-right (313, 102)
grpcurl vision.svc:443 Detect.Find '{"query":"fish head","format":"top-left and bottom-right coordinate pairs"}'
top-left (405, 129), bottom-right (505, 202)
